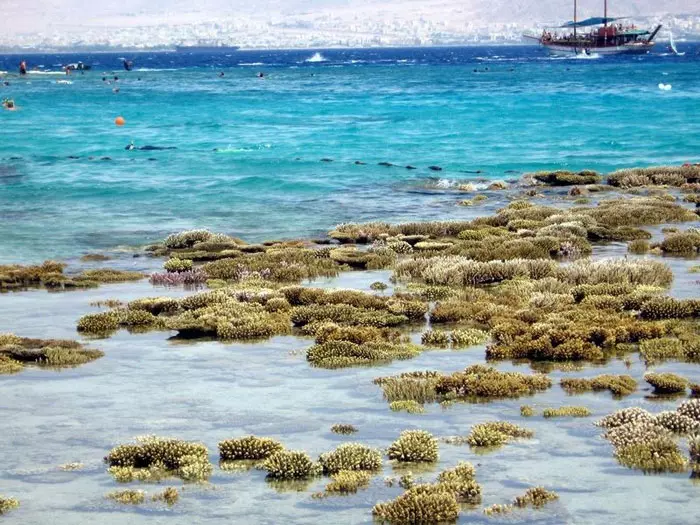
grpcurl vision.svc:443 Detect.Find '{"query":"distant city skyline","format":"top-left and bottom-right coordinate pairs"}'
top-left (2, 1), bottom-right (699, 49)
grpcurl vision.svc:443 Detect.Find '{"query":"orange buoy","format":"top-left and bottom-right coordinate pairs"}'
top-left (115, 116), bottom-right (125, 126)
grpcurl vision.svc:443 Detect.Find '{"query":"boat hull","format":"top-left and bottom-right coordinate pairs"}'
top-left (543, 42), bottom-right (655, 56)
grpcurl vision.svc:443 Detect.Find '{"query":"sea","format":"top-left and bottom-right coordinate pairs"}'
top-left (1, 45), bottom-right (699, 264)
top-left (1, 46), bottom-right (700, 525)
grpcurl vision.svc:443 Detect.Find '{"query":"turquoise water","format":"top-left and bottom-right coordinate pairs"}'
top-left (1, 46), bottom-right (699, 263)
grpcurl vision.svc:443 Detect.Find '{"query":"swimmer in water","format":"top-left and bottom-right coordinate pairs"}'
top-left (2, 98), bottom-right (16, 110)
top-left (257, 72), bottom-right (265, 78)
top-left (125, 141), bottom-right (136, 151)
top-left (19, 61), bottom-right (27, 75)
top-left (219, 72), bottom-right (225, 77)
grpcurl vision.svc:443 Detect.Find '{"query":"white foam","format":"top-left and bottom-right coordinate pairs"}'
top-left (28, 71), bottom-right (65, 76)
top-left (239, 62), bottom-right (264, 66)
top-left (305, 52), bottom-right (327, 63)
top-left (132, 68), bottom-right (177, 72)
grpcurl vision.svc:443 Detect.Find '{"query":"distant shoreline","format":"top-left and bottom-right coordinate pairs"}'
top-left (0, 43), bottom-right (557, 55)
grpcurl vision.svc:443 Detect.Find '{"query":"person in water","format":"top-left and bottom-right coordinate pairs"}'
top-left (19, 61), bottom-right (27, 75)
top-left (2, 98), bottom-right (16, 110)
top-left (257, 72), bottom-right (265, 78)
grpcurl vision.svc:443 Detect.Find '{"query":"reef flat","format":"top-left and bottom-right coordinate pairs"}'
top-left (0, 166), bottom-right (698, 524)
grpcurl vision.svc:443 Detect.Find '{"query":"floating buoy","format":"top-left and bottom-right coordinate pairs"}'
top-left (658, 83), bottom-right (672, 91)
top-left (115, 116), bottom-right (125, 126)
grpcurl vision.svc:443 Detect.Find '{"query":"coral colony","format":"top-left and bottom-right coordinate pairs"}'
top-left (1, 164), bottom-right (699, 520)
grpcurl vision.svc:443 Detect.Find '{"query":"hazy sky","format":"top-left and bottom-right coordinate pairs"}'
top-left (3, 0), bottom-right (698, 35)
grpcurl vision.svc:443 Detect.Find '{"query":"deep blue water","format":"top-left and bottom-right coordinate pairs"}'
top-left (1, 45), bottom-right (699, 263)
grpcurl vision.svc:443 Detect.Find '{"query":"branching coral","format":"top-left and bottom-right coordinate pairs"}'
top-left (434, 365), bottom-right (551, 399)
top-left (435, 462), bottom-right (482, 504)
top-left (260, 450), bottom-right (322, 479)
top-left (372, 484), bottom-right (460, 524)
top-left (0, 496), bottom-right (19, 515)
top-left (420, 330), bottom-right (450, 347)
top-left (387, 431), bottom-right (439, 463)
top-left (532, 170), bottom-right (601, 186)
top-left (653, 412), bottom-right (700, 434)
top-left (319, 443), bottom-right (383, 474)
top-left (152, 487), bottom-right (179, 505)
top-left (331, 424), bottom-right (358, 435)
top-left (107, 489), bottom-right (145, 505)
top-left (614, 436), bottom-right (687, 473)
top-left (644, 372), bottom-right (689, 394)
top-left (321, 470), bottom-right (372, 495)
top-left (560, 375), bottom-right (637, 397)
top-left (307, 340), bottom-right (420, 369)
top-left (374, 372), bottom-right (441, 404)
top-left (677, 399), bottom-right (700, 422)
top-left (520, 405), bottom-right (535, 417)
top-left (595, 407), bottom-right (655, 429)
top-left (543, 406), bottom-right (591, 418)
top-left (163, 257), bottom-right (194, 273)
top-left (466, 421), bottom-right (533, 448)
top-left (511, 486), bottom-right (559, 508)
top-left (105, 435), bottom-right (212, 482)
top-left (390, 401), bottom-right (425, 414)
top-left (0, 334), bottom-right (103, 372)
top-left (218, 436), bottom-right (284, 461)
top-left (607, 165), bottom-right (700, 188)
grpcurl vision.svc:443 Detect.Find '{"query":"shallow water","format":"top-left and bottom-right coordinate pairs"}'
top-left (1, 241), bottom-right (699, 524)
top-left (1, 46), bottom-right (700, 262)
top-left (1, 45), bottom-right (700, 524)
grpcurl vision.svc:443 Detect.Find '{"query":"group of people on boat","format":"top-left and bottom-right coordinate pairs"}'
top-left (541, 23), bottom-right (638, 44)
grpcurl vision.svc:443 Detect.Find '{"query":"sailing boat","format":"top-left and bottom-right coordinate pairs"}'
top-left (526, 0), bottom-right (662, 56)
top-left (668, 31), bottom-right (685, 56)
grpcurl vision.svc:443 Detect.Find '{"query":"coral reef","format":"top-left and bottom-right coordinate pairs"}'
top-left (260, 450), bottom-right (322, 479)
top-left (614, 436), bottom-right (687, 473)
top-left (560, 375), bottom-right (637, 397)
top-left (0, 261), bottom-right (143, 290)
top-left (387, 431), bottom-right (439, 462)
top-left (218, 436), bottom-right (284, 461)
top-left (163, 257), bottom-right (194, 273)
top-left (0, 496), bottom-right (19, 515)
top-left (331, 424), bottom-right (358, 435)
top-left (374, 372), bottom-right (441, 404)
top-left (520, 405), bottom-right (534, 417)
top-left (434, 365), bottom-right (551, 399)
top-left (644, 372), bottom-right (689, 394)
top-left (607, 165), bottom-right (700, 188)
top-left (0, 333), bottom-right (103, 373)
top-left (321, 470), bottom-right (372, 495)
top-left (307, 340), bottom-right (421, 369)
top-left (466, 421), bottom-right (533, 448)
top-left (105, 435), bottom-right (212, 482)
top-left (483, 503), bottom-right (513, 516)
top-left (319, 443), bottom-right (383, 474)
top-left (390, 400), bottom-right (425, 414)
top-left (107, 489), bottom-right (145, 505)
top-left (542, 406), bottom-right (591, 418)
top-left (149, 269), bottom-right (209, 285)
top-left (512, 487), bottom-right (559, 508)
top-left (152, 487), bottom-right (179, 505)
top-left (372, 484), bottom-right (460, 524)
top-left (531, 170), bottom-right (601, 186)
top-left (677, 399), bottom-right (700, 422)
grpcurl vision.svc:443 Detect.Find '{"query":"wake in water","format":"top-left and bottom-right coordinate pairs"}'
top-left (305, 52), bottom-right (327, 63)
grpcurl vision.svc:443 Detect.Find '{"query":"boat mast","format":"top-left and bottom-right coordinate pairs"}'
top-left (573, 0), bottom-right (578, 50)
top-left (604, 0), bottom-right (608, 45)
